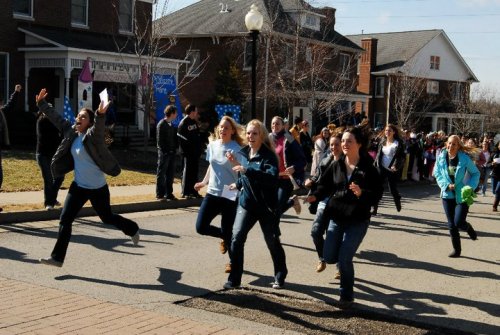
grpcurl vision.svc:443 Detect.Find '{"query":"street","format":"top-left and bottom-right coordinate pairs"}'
top-left (0, 184), bottom-right (499, 334)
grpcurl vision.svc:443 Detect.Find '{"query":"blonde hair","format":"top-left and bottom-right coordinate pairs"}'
top-left (447, 134), bottom-right (480, 155)
top-left (246, 119), bottom-right (276, 153)
top-left (210, 116), bottom-right (247, 146)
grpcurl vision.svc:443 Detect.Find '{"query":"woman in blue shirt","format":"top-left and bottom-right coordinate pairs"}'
top-left (433, 135), bottom-right (480, 258)
top-left (194, 116), bottom-right (245, 273)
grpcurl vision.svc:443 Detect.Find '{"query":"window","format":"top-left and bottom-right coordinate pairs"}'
top-left (284, 44), bottom-right (294, 71)
top-left (186, 50), bottom-right (201, 76)
top-left (71, 0), bottom-right (88, 26)
top-left (430, 55), bottom-right (440, 70)
top-left (13, 0), bottom-right (32, 17)
top-left (305, 46), bottom-right (312, 64)
top-left (339, 53), bottom-right (350, 78)
top-left (375, 77), bottom-right (385, 97)
top-left (119, 0), bottom-right (133, 33)
top-left (243, 40), bottom-right (252, 70)
top-left (452, 83), bottom-right (462, 101)
top-left (0, 54), bottom-right (8, 103)
top-left (427, 80), bottom-right (439, 95)
top-left (302, 13), bottom-right (320, 30)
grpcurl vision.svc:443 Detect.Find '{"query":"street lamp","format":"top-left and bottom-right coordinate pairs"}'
top-left (245, 4), bottom-right (263, 120)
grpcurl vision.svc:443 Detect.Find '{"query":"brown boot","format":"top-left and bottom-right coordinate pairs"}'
top-left (493, 198), bottom-right (499, 212)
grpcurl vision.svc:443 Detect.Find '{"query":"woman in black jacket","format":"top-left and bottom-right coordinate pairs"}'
top-left (373, 124), bottom-right (405, 214)
top-left (307, 124), bottom-right (382, 308)
top-left (489, 141), bottom-right (500, 211)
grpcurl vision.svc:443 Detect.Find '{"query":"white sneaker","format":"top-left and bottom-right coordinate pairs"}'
top-left (131, 232), bottom-right (140, 246)
top-left (45, 205), bottom-right (55, 210)
top-left (292, 195), bottom-right (301, 215)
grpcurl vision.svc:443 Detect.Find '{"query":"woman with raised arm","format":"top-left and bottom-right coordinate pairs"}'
top-left (433, 135), bottom-right (480, 258)
top-left (36, 88), bottom-right (140, 267)
top-left (223, 119), bottom-right (287, 290)
top-left (306, 124), bottom-right (383, 308)
top-left (194, 116), bottom-right (245, 274)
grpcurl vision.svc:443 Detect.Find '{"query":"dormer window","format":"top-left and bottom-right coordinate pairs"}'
top-left (302, 13), bottom-right (320, 31)
top-left (72, 0), bottom-right (88, 27)
top-left (430, 55), bottom-right (440, 70)
top-left (13, 0), bottom-right (33, 18)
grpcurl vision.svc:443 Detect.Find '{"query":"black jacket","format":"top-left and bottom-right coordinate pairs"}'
top-left (177, 115), bottom-right (201, 156)
top-left (0, 90), bottom-right (19, 148)
top-left (314, 154), bottom-right (382, 223)
top-left (374, 138), bottom-right (406, 171)
top-left (157, 118), bottom-right (178, 153)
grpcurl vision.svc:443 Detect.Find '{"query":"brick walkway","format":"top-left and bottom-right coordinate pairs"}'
top-left (0, 277), bottom-right (248, 335)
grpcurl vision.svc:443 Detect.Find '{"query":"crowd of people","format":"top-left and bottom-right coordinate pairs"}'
top-left (1, 86), bottom-right (498, 308)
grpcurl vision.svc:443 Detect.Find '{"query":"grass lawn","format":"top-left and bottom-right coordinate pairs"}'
top-left (2, 150), bottom-right (156, 192)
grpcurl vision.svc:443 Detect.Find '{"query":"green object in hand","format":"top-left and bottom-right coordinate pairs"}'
top-left (461, 185), bottom-right (477, 206)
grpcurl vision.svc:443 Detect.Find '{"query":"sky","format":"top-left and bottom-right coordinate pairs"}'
top-left (155, 0), bottom-right (500, 99)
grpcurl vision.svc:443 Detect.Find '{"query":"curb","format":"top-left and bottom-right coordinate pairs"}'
top-left (0, 198), bottom-right (203, 225)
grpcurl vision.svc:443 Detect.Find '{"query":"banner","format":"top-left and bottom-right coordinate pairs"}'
top-left (215, 105), bottom-right (241, 123)
top-left (78, 58), bottom-right (93, 110)
top-left (152, 74), bottom-right (182, 127)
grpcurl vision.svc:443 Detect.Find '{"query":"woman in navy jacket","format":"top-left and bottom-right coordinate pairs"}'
top-left (223, 119), bottom-right (287, 290)
top-left (433, 135), bottom-right (479, 257)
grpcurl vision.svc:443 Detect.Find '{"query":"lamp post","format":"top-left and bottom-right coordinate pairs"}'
top-left (245, 4), bottom-right (263, 120)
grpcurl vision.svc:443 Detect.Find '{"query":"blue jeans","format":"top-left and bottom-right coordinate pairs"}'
top-left (51, 182), bottom-right (139, 263)
top-left (310, 198), bottom-right (330, 261)
top-left (156, 150), bottom-right (176, 198)
top-left (480, 168), bottom-right (491, 195)
top-left (228, 205), bottom-right (287, 286)
top-left (36, 153), bottom-right (64, 206)
top-left (324, 219), bottom-right (369, 301)
top-left (195, 193), bottom-right (237, 254)
top-left (493, 177), bottom-right (500, 200)
top-left (441, 198), bottom-right (470, 252)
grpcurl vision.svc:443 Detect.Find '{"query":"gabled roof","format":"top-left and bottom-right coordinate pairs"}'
top-left (346, 29), bottom-right (478, 81)
top-left (155, 0), bottom-right (361, 52)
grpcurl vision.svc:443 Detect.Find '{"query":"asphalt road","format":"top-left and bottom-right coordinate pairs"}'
top-left (0, 184), bottom-right (499, 334)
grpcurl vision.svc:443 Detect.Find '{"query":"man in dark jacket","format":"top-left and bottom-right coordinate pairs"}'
top-left (156, 105), bottom-right (178, 201)
top-left (0, 84), bottom-right (22, 212)
top-left (177, 104), bottom-right (202, 198)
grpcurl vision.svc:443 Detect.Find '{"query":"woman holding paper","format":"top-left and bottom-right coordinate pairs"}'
top-left (223, 119), bottom-right (287, 290)
top-left (433, 135), bottom-right (480, 258)
top-left (35, 88), bottom-right (140, 267)
top-left (194, 116), bottom-right (245, 273)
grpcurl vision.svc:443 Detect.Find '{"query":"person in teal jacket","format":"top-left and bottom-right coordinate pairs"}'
top-left (433, 135), bottom-right (480, 258)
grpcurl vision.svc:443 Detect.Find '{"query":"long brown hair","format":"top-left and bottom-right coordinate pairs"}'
top-left (209, 116), bottom-right (247, 146)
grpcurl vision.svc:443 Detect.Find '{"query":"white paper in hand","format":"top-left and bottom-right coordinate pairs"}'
top-left (99, 88), bottom-right (109, 104)
top-left (221, 184), bottom-right (238, 201)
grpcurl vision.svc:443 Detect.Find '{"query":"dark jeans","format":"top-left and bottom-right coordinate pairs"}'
top-left (51, 182), bottom-right (139, 263)
top-left (181, 154), bottom-right (200, 196)
top-left (277, 178), bottom-right (294, 217)
top-left (156, 150), bottom-right (176, 198)
top-left (310, 198), bottom-right (330, 261)
top-left (228, 205), bottom-right (287, 286)
top-left (195, 193), bottom-right (237, 255)
top-left (324, 219), bottom-right (369, 302)
top-left (493, 177), bottom-right (500, 200)
top-left (379, 167), bottom-right (401, 203)
top-left (36, 153), bottom-right (64, 206)
top-left (441, 198), bottom-right (469, 251)
top-left (0, 149), bottom-right (3, 190)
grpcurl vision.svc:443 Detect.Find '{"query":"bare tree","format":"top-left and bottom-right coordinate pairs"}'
top-left (470, 84), bottom-right (500, 134)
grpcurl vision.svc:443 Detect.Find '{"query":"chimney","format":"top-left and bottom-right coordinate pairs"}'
top-left (358, 38), bottom-right (378, 94)
top-left (320, 7), bottom-right (336, 33)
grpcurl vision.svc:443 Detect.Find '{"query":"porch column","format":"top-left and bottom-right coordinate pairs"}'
top-left (432, 116), bottom-right (438, 132)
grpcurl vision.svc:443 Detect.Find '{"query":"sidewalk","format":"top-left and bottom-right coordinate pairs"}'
top-left (0, 276), bottom-right (249, 335)
top-left (0, 183), bottom-right (202, 224)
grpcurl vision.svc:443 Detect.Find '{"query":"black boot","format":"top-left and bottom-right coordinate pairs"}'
top-left (466, 222), bottom-right (478, 241)
top-left (448, 234), bottom-right (461, 258)
top-left (395, 196), bottom-right (402, 212)
top-left (371, 205), bottom-right (378, 216)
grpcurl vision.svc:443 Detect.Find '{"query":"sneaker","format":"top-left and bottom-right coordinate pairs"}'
top-left (271, 281), bottom-right (284, 289)
top-left (316, 261), bottom-right (326, 273)
top-left (337, 299), bottom-right (354, 309)
top-left (54, 201), bottom-right (62, 207)
top-left (45, 205), bottom-right (55, 210)
top-left (292, 195), bottom-right (301, 215)
top-left (448, 250), bottom-right (461, 258)
top-left (39, 257), bottom-right (63, 267)
top-left (334, 271), bottom-right (341, 280)
top-left (223, 281), bottom-right (240, 289)
top-left (156, 196), bottom-right (167, 202)
top-left (131, 232), bottom-right (140, 246)
top-left (219, 240), bottom-right (227, 254)
top-left (225, 263), bottom-right (232, 273)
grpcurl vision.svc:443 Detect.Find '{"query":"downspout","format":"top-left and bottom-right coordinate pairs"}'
top-left (385, 74), bottom-right (391, 125)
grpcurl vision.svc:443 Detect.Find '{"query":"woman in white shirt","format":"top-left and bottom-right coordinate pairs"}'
top-left (373, 124), bottom-right (406, 214)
